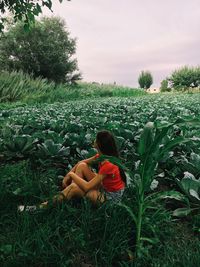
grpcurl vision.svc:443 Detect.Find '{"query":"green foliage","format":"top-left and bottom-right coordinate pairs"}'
top-left (1, 94), bottom-right (200, 167)
top-left (0, 94), bottom-right (200, 266)
top-left (3, 134), bottom-right (38, 159)
top-left (160, 79), bottom-right (170, 92)
top-left (0, 0), bottom-right (69, 32)
top-left (37, 139), bottom-right (70, 166)
top-left (146, 222), bottom-right (200, 266)
top-left (173, 176), bottom-right (200, 217)
top-left (0, 161), bottom-right (133, 266)
top-left (169, 66), bottom-right (200, 91)
top-left (24, 82), bottom-right (146, 103)
top-left (0, 70), bottom-right (56, 102)
top-left (0, 16), bottom-right (81, 83)
top-left (138, 70), bottom-right (153, 89)
top-left (123, 120), bottom-right (195, 258)
top-left (0, 71), bottom-right (145, 103)
top-left (3, 161), bottom-right (199, 267)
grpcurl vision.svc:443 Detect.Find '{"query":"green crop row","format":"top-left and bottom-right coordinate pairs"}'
top-left (1, 94), bottom-right (200, 179)
top-left (1, 93), bottom-right (200, 266)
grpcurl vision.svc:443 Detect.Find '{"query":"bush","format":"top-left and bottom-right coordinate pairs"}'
top-left (160, 79), bottom-right (170, 92)
top-left (0, 70), bottom-right (56, 102)
top-left (168, 66), bottom-right (200, 91)
top-left (138, 71), bottom-right (153, 89)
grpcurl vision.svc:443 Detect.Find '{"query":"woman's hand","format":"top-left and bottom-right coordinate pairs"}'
top-left (62, 173), bottom-right (72, 188)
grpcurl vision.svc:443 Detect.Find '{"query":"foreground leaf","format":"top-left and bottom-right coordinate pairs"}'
top-left (173, 207), bottom-right (192, 217)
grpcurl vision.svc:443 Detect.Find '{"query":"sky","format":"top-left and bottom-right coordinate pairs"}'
top-left (43, 0), bottom-right (200, 88)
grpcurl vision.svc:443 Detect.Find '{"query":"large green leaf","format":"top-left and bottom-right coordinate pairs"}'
top-left (145, 190), bottom-right (187, 203)
top-left (152, 125), bottom-right (171, 155)
top-left (138, 122), bottom-right (154, 156)
top-left (173, 207), bottom-right (192, 217)
top-left (159, 136), bottom-right (187, 157)
top-left (189, 189), bottom-right (200, 201)
top-left (37, 139), bottom-right (70, 160)
top-left (176, 178), bottom-right (200, 203)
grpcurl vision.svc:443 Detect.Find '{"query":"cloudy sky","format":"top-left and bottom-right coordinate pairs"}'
top-left (43, 0), bottom-right (200, 87)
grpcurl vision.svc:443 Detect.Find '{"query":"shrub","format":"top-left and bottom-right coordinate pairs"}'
top-left (168, 66), bottom-right (200, 91)
top-left (160, 79), bottom-right (170, 92)
top-left (0, 70), bottom-right (55, 102)
top-left (138, 71), bottom-right (153, 89)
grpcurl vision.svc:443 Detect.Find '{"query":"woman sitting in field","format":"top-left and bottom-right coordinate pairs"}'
top-left (19, 130), bottom-right (126, 211)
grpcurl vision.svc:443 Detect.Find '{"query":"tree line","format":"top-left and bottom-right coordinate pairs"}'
top-left (138, 66), bottom-right (200, 91)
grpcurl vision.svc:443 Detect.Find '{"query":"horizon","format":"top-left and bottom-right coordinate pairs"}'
top-left (42, 0), bottom-right (200, 88)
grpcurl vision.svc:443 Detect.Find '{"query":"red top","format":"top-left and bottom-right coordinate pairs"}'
top-left (94, 154), bottom-right (125, 192)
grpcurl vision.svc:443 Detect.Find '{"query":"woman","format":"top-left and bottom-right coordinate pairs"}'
top-left (18, 130), bottom-right (126, 211)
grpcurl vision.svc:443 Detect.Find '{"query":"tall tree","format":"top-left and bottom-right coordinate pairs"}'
top-left (138, 71), bottom-right (153, 89)
top-left (0, 0), bottom-right (70, 32)
top-left (0, 16), bottom-right (81, 84)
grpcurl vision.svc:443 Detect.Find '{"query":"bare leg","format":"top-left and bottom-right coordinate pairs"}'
top-left (41, 162), bottom-right (96, 207)
top-left (75, 162), bottom-right (96, 181)
top-left (62, 183), bottom-right (85, 199)
top-left (86, 189), bottom-right (105, 204)
top-left (40, 183), bottom-right (85, 208)
top-left (62, 162), bottom-right (96, 188)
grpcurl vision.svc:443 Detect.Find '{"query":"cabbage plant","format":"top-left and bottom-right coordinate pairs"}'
top-left (173, 176), bottom-right (200, 217)
top-left (36, 139), bottom-right (70, 166)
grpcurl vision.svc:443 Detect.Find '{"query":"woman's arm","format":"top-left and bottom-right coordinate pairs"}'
top-left (68, 171), bottom-right (104, 192)
top-left (82, 155), bottom-right (98, 165)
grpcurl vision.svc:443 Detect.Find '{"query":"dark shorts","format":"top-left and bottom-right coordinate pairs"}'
top-left (103, 188), bottom-right (125, 203)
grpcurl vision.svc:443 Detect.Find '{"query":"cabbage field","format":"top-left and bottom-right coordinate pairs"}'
top-left (1, 93), bottom-right (200, 266)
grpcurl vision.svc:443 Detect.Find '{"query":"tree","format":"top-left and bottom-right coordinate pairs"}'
top-left (160, 79), bottom-right (170, 92)
top-left (0, 0), bottom-right (70, 32)
top-left (168, 66), bottom-right (200, 91)
top-left (138, 71), bottom-right (153, 89)
top-left (0, 16), bottom-right (81, 84)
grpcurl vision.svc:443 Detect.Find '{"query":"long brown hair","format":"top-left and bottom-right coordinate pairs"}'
top-left (96, 130), bottom-right (127, 185)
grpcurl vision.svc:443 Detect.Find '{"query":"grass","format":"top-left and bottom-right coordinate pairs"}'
top-left (0, 70), bottom-right (56, 102)
top-left (1, 161), bottom-right (199, 267)
top-left (0, 161), bottom-right (132, 266)
top-left (147, 222), bottom-right (200, 267)
top-left (23, 82), bottom-right (145, 104)
top-left (0, 71), bottom-right (145, 104)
